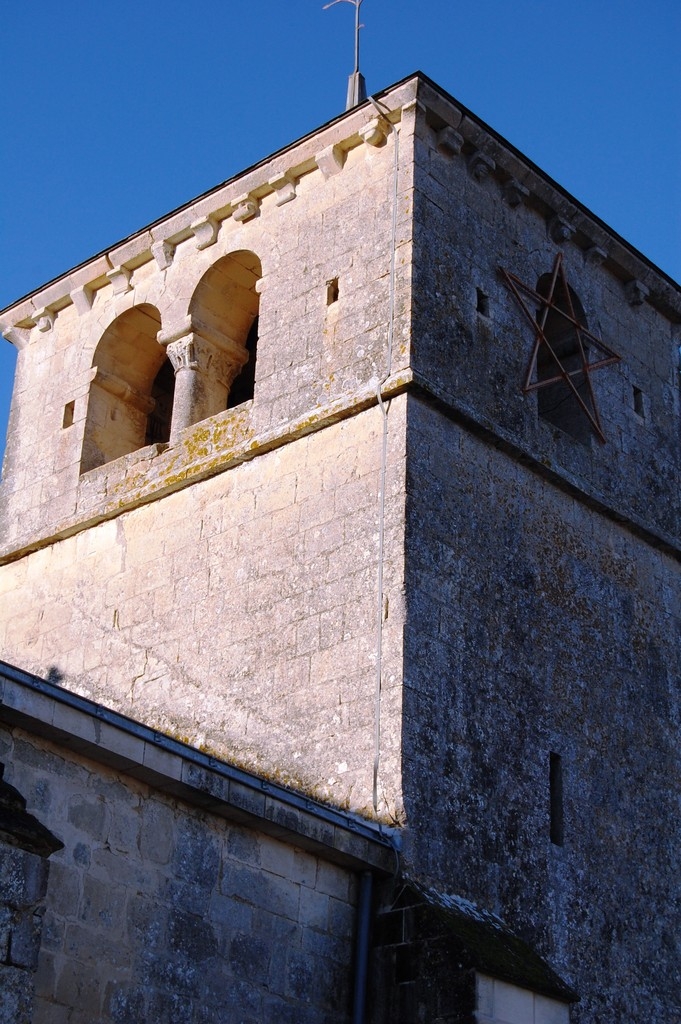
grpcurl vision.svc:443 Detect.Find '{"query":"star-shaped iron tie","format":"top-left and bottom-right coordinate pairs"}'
top-left (500, 253), bottom-right (621, 443)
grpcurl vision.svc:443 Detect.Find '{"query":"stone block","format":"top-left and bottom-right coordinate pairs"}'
top-left (63, 921), bottom-right (127, 970)
top-left (226, 781), bottom-right (266, 822)
top-left (78, 875), bottom-right (126, 934)
top-left (168, 907), bottom-right (217, 963)
top-left (103, 982), bottom-right (146, 1024)
top-left (290, 849), bottom-right (317, 888)
top-left (45, 861), bottom-right (80, 918)
top-left (8, 908), bottom-right (42, 969)
top-left (33, 949), bottom-right (56, 999)
top-left (298, 884), bottom-right (329, 931)
top-left (67, 794), bottom-right (109, 841)
top-left (92, 722), bottom-right (145, 771)
top-left (105, 799), bottom-right (141, 855)
top-left (1, 680), bottom-right (56, 730)
top-left (228, 930), bottom-right (271, 980)
top-left (163, 877), bottom-right (212, 917)
top-left (39, 909), bottom-right (64, 952)
top-left (181, 761), bottom-right (231, 807)
top-left (138, 798), bottom-right (175, 865)
top-left (0, 846), bottom-right (49, 907)
top-left (262, 993), bottom-right (319, 1024)
top-left (138, 742), bottom-right (183, 788)
top-left (301, 922), bottom-right (348, 965)
top-left (32, 997), bottom-right (71, 1023)
top-left (126, 895), bottom-right (168, 954)
top-left (52, 701), bottom-right (101, 754)
top-left (172, 818), bottom-right (220, 889)
top-left (226, 824), bottom-right (261, 866)
top-left (327, 895), bottom-right (355, 940)
top-left (0, 906), bottom-right (13, 966)
top-left (208, 892), bottom-right (254, 943)
top-left (54, 956), bottom-right (103, 1015)
top-left (259, 836), bottom-right (295, 879)
top-left (285, 946), bottom-right (318, 1003)
top-left (0, 965), bottom-right (32, 1024)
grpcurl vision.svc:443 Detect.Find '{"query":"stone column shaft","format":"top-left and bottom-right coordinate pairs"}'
top-left (165, 330), bottom-right (247, 442)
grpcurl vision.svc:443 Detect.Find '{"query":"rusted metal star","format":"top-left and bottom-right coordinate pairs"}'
top-left (500, 253), bottom-right (621, 443)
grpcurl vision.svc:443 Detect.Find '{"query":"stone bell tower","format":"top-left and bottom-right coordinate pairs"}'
top-left (1, 73), bottom-right (680, 1022)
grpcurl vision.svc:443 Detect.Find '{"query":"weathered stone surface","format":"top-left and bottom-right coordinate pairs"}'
top-left (0, 964), bottom-right (32, 1024)
top-left (3, 729), bottom-right (361, 1023)
top-left (0, 72), bottom-right (679, 1023)
top-left (0, 401), bottom-right (408, 821)
top-left (401, 397), bottom-right (681, 1021)
top-left (0, 773), bottom-right (58, 1024)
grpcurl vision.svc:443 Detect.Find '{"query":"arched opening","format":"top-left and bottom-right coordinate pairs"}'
top-left (80, 304), bottom-right (167, 473)
top-left (535, 274), bottom-right (592, 444)
top-left (189, 250), bottom-right (261, 416)
top-left (145, 359), bottom-right (175, 445)
top-left (227, 316), bottom-right (258, 409)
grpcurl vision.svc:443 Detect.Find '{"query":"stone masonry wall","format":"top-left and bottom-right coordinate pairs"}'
top-left (0, 842), bottom-right (50, 1024)
top-left (1, 724), bottom-right (360, 1024)
top-left (0, 84), bottom-right (416, 825)
top-left (0, 764), bottom-right (61, 1024)
top-left (0, 401), bottom-right (407, 822)
top-left (402, 396), bottom-right (681, 1022)
top-left (401, 84), bottom-right (681, 1020)
top-left (410, 83), bottom-right (681, 545)
top-left (0, 84), bottom-right (416, 558)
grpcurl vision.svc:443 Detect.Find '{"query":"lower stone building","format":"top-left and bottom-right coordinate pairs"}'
top-left (0, 662), bottom-right (390, 1023)
top-left (1, 662), bottom-right (575, 1024)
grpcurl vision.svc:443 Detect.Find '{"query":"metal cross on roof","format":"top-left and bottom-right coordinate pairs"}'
top-left (500, 253), bottom-right (621, 443)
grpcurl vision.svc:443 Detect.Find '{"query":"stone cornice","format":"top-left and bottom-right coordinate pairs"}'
top-left (0, 81), bottom-right (412, 342)
top-left (414, 75), bottom-right (681, 323)
top-left (2, 71), bottom-right (678, 338)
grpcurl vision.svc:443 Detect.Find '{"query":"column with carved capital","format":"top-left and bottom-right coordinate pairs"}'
top-left (159, 316), bottom-right (249, 442)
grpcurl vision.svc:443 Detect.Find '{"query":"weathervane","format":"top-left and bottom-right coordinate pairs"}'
top-left (323, 0), bottom-right (367, 110)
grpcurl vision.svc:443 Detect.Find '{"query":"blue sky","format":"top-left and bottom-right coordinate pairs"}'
top-left (1, 0), bottom-right (679, 465)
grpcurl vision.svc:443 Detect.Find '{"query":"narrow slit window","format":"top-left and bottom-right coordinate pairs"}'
top-left (145, 359), bottom-right (175, 445)
top-left (549, 752), bottom-right (564, 846)
top-left (633, 386), bottom-right (644, 419)
top-left (227, 316), bottom-right (258, 409)
top-left (476, 288), bottom-right (490, 317)
top-left (326, 278), bottom-right (339, 305)
top-left (62, 401), bottom-right (75, 428)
